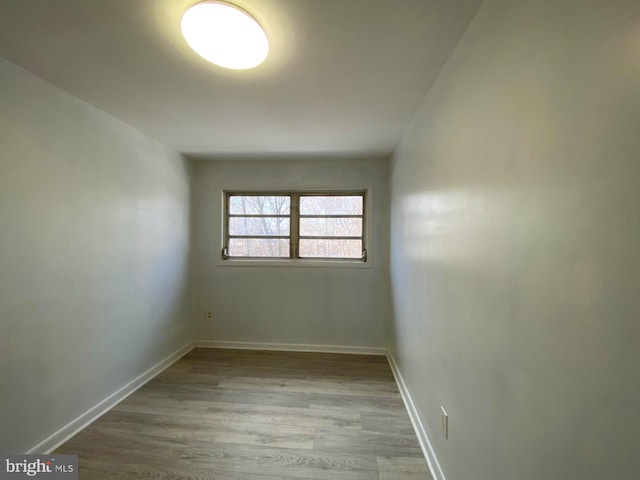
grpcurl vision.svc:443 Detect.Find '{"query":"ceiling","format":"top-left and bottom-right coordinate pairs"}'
top-left (0, 0), bottom-right (482, 158)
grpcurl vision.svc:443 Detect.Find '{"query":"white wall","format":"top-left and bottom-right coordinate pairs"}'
top-left (389, 0), bottom-right (640, 479)
top-left (192, 158), bottom-right (390, 348)
top-left (0, 59), bottom-right (193, 453)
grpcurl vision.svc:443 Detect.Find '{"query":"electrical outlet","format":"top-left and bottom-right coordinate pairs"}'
top-left (207, 312), bottom-right (212, 319)
top-left (440, 406), bottom-right (448, 439)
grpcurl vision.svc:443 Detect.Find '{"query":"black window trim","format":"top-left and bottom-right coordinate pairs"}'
top-left (222, 190), bottom-right (368, 262)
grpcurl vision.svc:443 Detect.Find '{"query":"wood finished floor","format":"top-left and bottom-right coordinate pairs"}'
top-left (56, 348), bottom-right (432, 480)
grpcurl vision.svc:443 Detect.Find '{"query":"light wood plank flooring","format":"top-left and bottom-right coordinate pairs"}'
top-left (56, 348), bottom-right (432, 479)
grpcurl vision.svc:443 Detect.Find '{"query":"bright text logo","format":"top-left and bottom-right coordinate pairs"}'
top-left (1, 455), bottom-right (77, 480)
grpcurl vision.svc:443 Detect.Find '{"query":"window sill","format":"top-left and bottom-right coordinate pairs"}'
top-left (215, 258), bottom-right (373, 269)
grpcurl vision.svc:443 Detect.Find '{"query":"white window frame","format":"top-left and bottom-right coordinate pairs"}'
top-left (218, 188), bottom-right (373, 268)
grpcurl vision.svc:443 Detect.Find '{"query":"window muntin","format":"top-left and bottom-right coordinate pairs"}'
top-left (223, 191), bottom-right (366, 261)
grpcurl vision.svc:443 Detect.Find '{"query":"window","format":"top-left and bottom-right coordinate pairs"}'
top-left (222, 191), bottom-right (367, 261)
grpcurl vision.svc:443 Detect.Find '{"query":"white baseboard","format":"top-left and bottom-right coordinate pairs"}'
top-left (25, 337), bottom-right (440, 480)
top-left (26, 341), bottom-right (195, 454)
top-left (386, 351), bottom-right (446, 480)
top-left (194, 340), bottom-right (387, 356)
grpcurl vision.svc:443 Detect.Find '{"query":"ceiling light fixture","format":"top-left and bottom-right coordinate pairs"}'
top-left (181, 1), bottom-right (269, 70)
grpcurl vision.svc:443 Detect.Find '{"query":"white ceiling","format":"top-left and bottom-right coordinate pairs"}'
top-left (0, 0), bottom-right (482, 158)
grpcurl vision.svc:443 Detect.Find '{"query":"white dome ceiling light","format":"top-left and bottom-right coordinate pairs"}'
top-left (181, 1), bottom-right (269, 70)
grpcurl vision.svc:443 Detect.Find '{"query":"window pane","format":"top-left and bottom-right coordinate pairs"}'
top-left (300, 217), bottom-right (362, 237)
top-left (229, 238), bottom-right (289, 257)
top-left (300, 195), bottom-right (363, 215)
top-left (229, 195), bottom-right (290, 215)
top-left (230, 217), bottom-right (290, 236)
top-left (299, 239), bottom-right (363, 258)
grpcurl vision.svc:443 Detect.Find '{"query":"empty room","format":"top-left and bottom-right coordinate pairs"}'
top-left (1, 1), bottom-right (638, 479)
